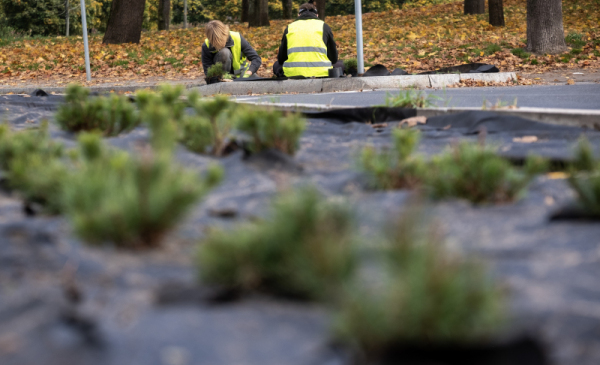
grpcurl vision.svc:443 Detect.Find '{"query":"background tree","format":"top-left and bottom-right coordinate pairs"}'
top-left (489, 0), bottom-right (505, 26)
top-left (281, 0), bottom-right (292, 19)
top-left (316, 0), bottom-right (325, 20)
top-left (158, 0), bottom-right (170, 30)
top-left (248, 0), bottom-right (269, 27)
top-left (103, 0), bottom-right (146, 44)
top-left (464, 0), bottom-right (484, 15)
top-left (242, 0), bottom-right (249, 22)
top-left (526, 0), bottom-right (567, 54)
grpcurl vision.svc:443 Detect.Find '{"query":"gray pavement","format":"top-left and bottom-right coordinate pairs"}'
top-left (235, 83), bottom-right (600, 110)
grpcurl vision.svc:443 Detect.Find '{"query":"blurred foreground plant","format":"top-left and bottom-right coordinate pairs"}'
top-left (197, 188), bottom-right (356, 300)
top-left (334, 203), bottom-right (504, 355)
top-left (0, 123), bottom-right (66, 213)
top-left (236, 108), bottom-right (306, 155)
top-left (62, 133), bottom-right (222, 248)
top-left (567, 138), bottom-right (600, 217)
top-left (56, 84), bottom-right (140, 136)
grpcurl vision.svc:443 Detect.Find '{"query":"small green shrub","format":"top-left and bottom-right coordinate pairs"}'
top-left (206, 62), bottom-right (227, 78)
top-left (236, 108), bottom-right (306, 155)
top-left (427, 142), bottom-right (547, 203)
top-left (0, 123), bottom-right (66, 213)
top-left (343, 58), bottom-right (358, 73)
top-left (62, 133), bottom-right (223, 248)
top-left (567, 138), bottom-right (600, 217)
top-left (197, 188), bottom-right (356, 300)
top-left (384, 89), bottom-right (437, 108)
top-left (334, 205), bottom-right (504, 355)
top-left (56, 84), bottom-right (140, 136)
top-left (359, 128), bottom-right (426, 189)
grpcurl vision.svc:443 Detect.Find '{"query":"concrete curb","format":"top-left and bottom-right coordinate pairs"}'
top-left (0, 81), bottom-right (207, 95)
top-left (0, 72), bottom-right (515, 95)
top-left (235, 100), bottom-right (600, 129)
top-left (194, 72), bottom-right (517, 96)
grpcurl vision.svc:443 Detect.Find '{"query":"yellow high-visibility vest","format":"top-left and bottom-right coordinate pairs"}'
top-left (205, 31), bottom-right (251, 78)
top-left (283, 19), bottom-right (332, 77)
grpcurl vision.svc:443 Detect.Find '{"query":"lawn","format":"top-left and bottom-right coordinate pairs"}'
top-left (0, 0), bottom-right (598, 86)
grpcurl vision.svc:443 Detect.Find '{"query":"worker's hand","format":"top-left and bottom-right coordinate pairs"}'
top-left (245, 70), bottom-right (253, 76)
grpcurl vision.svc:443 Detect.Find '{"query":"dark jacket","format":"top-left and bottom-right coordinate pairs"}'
top-left (277, 13), bottom-right (338, 66)
top-left (201, 33), bottom-right (262, 75)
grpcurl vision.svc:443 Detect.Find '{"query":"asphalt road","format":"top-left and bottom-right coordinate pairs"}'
top-left (236, 83), bottom-right (600, 110)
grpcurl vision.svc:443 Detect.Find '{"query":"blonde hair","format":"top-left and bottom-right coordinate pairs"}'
top-left (206, 20), bottom-right (230, 50)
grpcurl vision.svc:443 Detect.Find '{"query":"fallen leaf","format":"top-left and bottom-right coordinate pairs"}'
top-left (567, 79), bottom-right (576, 85)
top-left (513, 136), bottom-right (538, 143)
top-left (399, 116), bottom-right (427, 127)
top-left (547, 172), bottom-right (568, 180)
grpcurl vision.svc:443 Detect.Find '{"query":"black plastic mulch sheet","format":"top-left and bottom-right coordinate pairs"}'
top-left (362, 63), bottom-right (499, 77)
top-left (303, 107), bottom-right (417, 123)
top-left (2, 95), bottom-right (600, 365)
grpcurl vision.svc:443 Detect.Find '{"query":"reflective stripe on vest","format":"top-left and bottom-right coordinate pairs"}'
top-left (205, 31), bottom-right (251, 78)
top-left (283, 19), bottom-right (332, 77)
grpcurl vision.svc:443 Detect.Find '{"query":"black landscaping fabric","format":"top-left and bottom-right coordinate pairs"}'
top-left (303, 106), bottom-right (417, 123)
top-left (362, 63), bottom-right (500, 77)
top-left (2, 94), bottom-right (600, 365)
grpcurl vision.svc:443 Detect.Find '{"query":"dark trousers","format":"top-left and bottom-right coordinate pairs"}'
top-left (273, 60), bottom-right (345, 77)
top-left (214, 48), bottom-right (233, 74)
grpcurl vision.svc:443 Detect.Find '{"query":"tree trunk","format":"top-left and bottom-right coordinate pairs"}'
top-left (103, 0), bottom-right (146, 44)
top-left (489, 0), bottom-right (505, 26)
top-left (158, 0), bottom-right (170, 31)
top-left (242, 0), bottom-right (249, 22)
top-left (464, 0), bottom-right (485, 15)
top-left (248, 0), bottom-right (269, 27)
top-left (316, 0), bottom-right (326, 20)
top-left (526, 0), bottom-right (568, 54)
top-left (281, 0), bottom-right (292, 19)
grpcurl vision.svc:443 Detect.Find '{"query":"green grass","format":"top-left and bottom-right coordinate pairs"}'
top-left (566, 138), bottom-right (600, 217)
top-left (511, 48), bottom-right (530, 60)
top-left (565, 32), bottom-right (586, 48)
top-left (384, 89), bottom-right (438, 108)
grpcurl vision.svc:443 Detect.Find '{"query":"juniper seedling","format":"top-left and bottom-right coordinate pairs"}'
top-left (206, 62), bottom-right (227, 79)
top-left (343, 58), bottom-right (358, 74)
top-left (56, 84), bottom-right (140, 136)
top-left (359, 128), bottom-right (426, 189)
top-left (197, 188), bottom-right (356, 301)
top-left (181, 96), bottom-right (237, 155)
top-left (567, 138), bottom-right (600, 217)
top-left (334, 204), bottom-right (504, 355)
top-left (236, 108), bottom-right (306, 155)
top-left (426, 142), bottom-right (547, 204)
top-left (0, 123), bottom-right (67, 213)
top-left (62, 132), bottom-right (223, 248)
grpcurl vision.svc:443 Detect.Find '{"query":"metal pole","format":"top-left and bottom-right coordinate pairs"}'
top-left (184, 0), bottom-right (188, 29)
top-left (354, 0), bottom-right (364, 74)
top-left (80, 0), bottom-right (91, 82)
top-left (66, 0), bottom-right (69, 36)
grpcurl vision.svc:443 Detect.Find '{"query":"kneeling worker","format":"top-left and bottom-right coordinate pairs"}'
top-left (273, 0), bottom-right (344, 77)
top-left (202, 20), bottom-right (262, 79)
